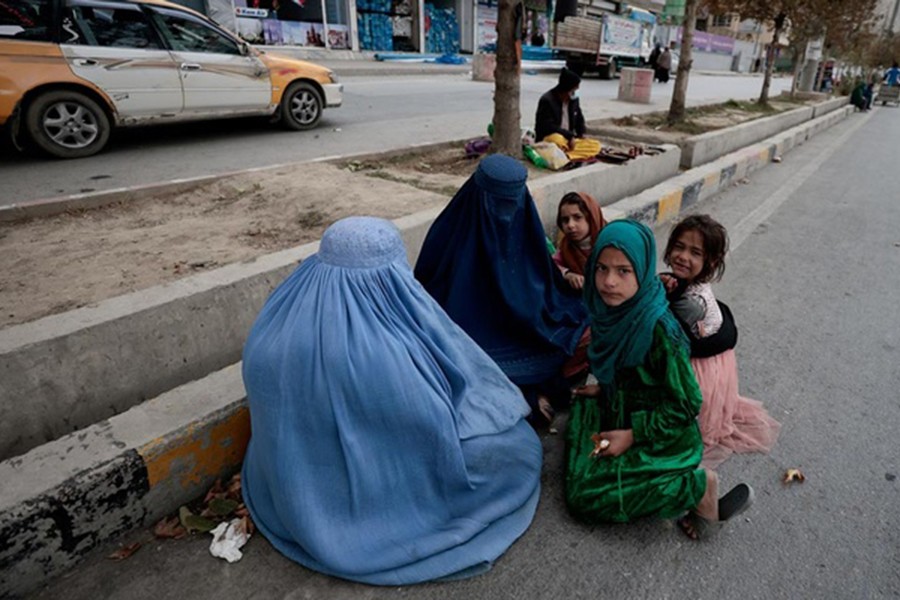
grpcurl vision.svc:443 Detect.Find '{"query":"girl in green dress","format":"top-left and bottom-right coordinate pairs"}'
top-left (565, 219), bottom-right (753, 539)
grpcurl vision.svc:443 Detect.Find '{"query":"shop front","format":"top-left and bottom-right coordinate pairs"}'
top-left (199, 0), bottom-right (482, 56)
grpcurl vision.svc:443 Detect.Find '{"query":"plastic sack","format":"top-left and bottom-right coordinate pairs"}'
top-left (532, 142), bottom-right (570, 170)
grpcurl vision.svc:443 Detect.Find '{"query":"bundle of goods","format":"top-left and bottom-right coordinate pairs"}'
top-left (391, 15), bottom-right (413, 37)
top-left (358, 12), bottom-right (393, 50)
top-left (425, 4), bottom-right (459, 54)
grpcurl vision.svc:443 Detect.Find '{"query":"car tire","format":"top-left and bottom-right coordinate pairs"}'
top-left (280, 81), bottom-right (323, 131)
top-left (25, 90), bottom-right (110, 159)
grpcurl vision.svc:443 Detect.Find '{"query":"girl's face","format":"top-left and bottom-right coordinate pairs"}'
top-left (668, 229), bottom-right (705, 282)
top-left (594, 247), bottom-right (638, 307)
top-left (559, 203), bottom-right (590, 243)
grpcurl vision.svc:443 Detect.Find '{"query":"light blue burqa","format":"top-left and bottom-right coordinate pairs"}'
top-left (241, 217), bottom-right (542, 585)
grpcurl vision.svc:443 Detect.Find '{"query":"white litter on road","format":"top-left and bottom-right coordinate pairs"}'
top-left (209, 518), bottom-right (252, 563)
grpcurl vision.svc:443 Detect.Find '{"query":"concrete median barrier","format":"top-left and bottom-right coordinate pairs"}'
top-left (0, 146), bottom-right (679, 461)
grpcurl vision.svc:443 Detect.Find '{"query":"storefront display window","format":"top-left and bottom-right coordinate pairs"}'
top-left (232, 0), bottom-right (348, 48)
top-left (425, 0), bottom-right (458, 54)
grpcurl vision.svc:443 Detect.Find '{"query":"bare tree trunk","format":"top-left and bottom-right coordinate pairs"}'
top-left (491, 0), bottom-right (521, 157)
top-left (759, 12), bottom-right (786, 105)
top-left (790, 44), bottom-right (803, 98)
top-left (667, 0), bottom-right (699, 124)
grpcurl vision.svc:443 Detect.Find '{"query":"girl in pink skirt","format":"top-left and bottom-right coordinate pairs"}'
top-left (662, 215), bottom-right (781, 468)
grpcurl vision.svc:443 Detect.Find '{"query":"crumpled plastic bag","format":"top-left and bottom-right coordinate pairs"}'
top-left (532, 141), bottom-right (570, 170)
top-left (209, 518), bottom-right (251, 563)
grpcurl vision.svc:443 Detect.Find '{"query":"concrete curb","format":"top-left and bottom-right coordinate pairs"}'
top-left (0, 364), bottom-right (248, 599)
top-left (587, 96), bottom-right (849, 170)
top-left (0, 139), bottom-right (462, 224)
top-left (0, 103), bottom-right (857, 598)
top-left (680, 105), bottom-right (814, 168)
top-left (612, 105), bottom-right (854, 227)
top-left (0, 145), bottom-right (680, 460)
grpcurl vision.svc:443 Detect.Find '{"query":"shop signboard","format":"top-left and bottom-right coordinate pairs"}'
top-left (476, 1), bottom-right (497, 50)
top-left (675, 28), bottom-right (734, 55)
top-left (232, 0), bottom-right (350, 48)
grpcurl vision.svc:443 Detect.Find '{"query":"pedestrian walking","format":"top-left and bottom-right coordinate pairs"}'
top-left (655, 44), bottom-right (672, 83)
top-left (648, 42), bottom-right (661, 70)
top-left (661, 215), bottom-right (781, 468)
top-left (565, 219), bottom-right (755, 539)
top-left (884, 61), bottom-right (900, 86)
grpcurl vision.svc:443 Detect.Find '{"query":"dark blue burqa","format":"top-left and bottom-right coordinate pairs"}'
top-left (414, 154), bottom-right (588, 385)
top-left (241, 217), bottom-right (542, 585)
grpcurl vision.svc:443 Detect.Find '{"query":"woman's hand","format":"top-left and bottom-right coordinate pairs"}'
top-left (565, 271), bottom-right (585, 290)
top-left (594, 429), bottom-right (634, 458)
top-left (572, 384), bottom-right (600, 397)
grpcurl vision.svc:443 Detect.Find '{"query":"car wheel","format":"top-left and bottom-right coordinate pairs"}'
top-left (25, 90), bottom-right (110, 159)
top-left (280, 82), bottom-right (323, 131)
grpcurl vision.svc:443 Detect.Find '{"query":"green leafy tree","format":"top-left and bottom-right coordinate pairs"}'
top-left (705, 0), bottom-right (877, 103)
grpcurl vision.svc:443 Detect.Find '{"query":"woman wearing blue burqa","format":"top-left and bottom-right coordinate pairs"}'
top-left (241, 216), bottom-right (542, 585)
top-left (414, 154), bottom-right (590, 426)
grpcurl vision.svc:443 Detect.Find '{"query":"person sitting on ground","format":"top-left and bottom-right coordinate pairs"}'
top-left (565, 219), bottom-right (754, 540)
top-left (241, 216), bottom-right (543, 584)
top-left (660, 214), bottom-right (781, 468)
top-left (415, 154), bottom-right (590, 428)
top-left (535, 67), bottom-right (601, 160)
top-left (552, 191), bottom-right (606, 292)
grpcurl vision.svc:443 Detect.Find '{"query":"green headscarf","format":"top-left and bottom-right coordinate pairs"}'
top-left (583, 220), bottom-right (687, 384)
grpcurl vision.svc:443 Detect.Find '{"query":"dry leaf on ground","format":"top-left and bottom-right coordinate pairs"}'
top-left (153, 516), bottom-right (187, 540)
top-left (226, 473), bottom-right (242, 502)
top-left (209, 497), bottom-right (240, 517)
top-left (783, 468), bottom-right (806, 484)
top-left (107, 542), bottom-right (141, 560)
top-left (179, 505), bottom-right (217, 533)
top-left (204, 479), bottom-right (226, 504)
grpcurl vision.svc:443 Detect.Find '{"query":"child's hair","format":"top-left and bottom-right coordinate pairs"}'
top-left (664, 214), bottom-right (729, 283)
top-left (556, 192), bottom-right (593, 232)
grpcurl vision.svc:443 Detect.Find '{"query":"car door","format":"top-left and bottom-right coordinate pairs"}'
top-left (147, 5), bottom-right (270, 115)
top-left (59, 0), bottom-right (183, 121)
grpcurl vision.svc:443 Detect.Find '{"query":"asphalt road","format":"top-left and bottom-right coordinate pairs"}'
top-left (28, 106), bottom-right (900, 599)
top-left (0, 72), bottom-right (791, 203)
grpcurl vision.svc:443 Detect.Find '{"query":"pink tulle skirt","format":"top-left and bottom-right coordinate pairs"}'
top-left (691, 349), bottom-right (781, 468)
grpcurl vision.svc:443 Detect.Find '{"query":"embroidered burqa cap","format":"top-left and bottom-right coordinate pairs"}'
top-left (241, 216), bottom-right (542, 585)
top-left (414, 154), bottom-right (588, 384)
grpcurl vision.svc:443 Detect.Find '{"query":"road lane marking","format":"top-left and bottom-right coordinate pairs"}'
top-left (729, 109), bottom-right (873, 253)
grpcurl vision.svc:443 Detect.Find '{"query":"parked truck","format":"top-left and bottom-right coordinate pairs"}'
top-left (552, 8), bottom-right (656, 79)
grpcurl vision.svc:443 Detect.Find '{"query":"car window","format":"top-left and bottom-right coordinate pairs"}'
top-left (0, 0), bottom-right (52, 41)
top-left (63, 2), bottom-right (161, 49)
top-left (151, 7), bottom-right (240, 55)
